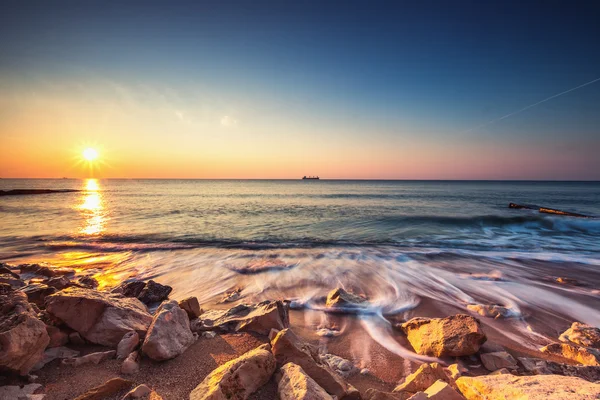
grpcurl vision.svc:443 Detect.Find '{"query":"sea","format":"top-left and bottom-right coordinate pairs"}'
top-left (2, 179), bottom-right (600, 357)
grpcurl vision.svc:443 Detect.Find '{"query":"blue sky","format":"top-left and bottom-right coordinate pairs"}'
top-left (1, 1), bottom-right (599, 179)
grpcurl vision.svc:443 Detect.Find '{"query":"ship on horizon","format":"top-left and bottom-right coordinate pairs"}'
top-left (302, 176), bottom-right (319, 180)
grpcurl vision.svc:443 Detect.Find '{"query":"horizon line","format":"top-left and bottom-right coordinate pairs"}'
top-left (2, 177), bottom-right (600, 182)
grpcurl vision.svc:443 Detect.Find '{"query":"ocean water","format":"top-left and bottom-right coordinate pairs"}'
top-left (2, 179), bottom-right (600, 357)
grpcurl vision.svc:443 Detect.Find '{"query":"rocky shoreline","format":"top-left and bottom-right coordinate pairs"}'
top-left (1, 262), bottom-right (600, 399)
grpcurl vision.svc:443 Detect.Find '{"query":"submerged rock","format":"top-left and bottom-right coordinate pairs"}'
top-left (325, 288), bottom-right (367, 312)
top-left (189, 346), bottom-right (276, 400)
top-left (278, 362), bottom-right (333, 400)
top-left (466, 304), bottom-right (514, 319)
top-left (193, 300), bottom-right (290, 335)
top-left (45, 287), bottom-right (152, 347)
top-left (540, 342), bottom-right (600, 366)
top-left (559, 322), bottom-right (600, 349)
top-left (456, 374), bottom-right (600, 399)
top-left (0, 290), bottom-right (50, 375)
top-left (394, 363), bottom-right (455, 394)
top-left (401, 314), bottom-right (486, 357)
top-left (142, 300), bottom-right (195, 361)
top-left (178, 296), bottom-right (202, 319)
top-left (480, 351), bottom-right (518, 371)
top-left (137, 280), bottom-right (172, 305)
top-left (73, 377), bottom-right (134, 400)
top-left (117, 331), bottom-right (140, 360)
top-left (271, 328), bottom-right (355, 399)
top-left (319, 353), bottom-right (357, 378)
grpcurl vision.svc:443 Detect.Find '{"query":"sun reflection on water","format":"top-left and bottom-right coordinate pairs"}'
top-left (78, 178), bottom-right (107, 235)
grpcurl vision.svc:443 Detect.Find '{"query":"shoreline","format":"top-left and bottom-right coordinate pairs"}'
top-left (2, 261), bottom-right (600, 399)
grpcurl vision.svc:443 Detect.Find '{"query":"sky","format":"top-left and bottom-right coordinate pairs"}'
top-left (1, 0), bottom-right (599, 179)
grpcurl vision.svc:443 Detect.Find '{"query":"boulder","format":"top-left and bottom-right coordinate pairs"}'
top-left (141, 300), bottom-right (195, 361)
top-left (20, 263), bottom-right (74, 278)
top-left (466, 304), bottom-right (513, 319)
top-left (179, 296), bottom-right (202, 319)
top-left (540, 342), bottom-right (600, 366)
top-left (0, 290), bottom-right (50, 375)
top-left (45, 276), bottom-right (71, 290)
top-left (112, 280), bottom-right (146, 298)
top-left (73, 377), bottom-right (134, 400)
top-left (271, 328), bottom-right (354, 399)
top-left (480, 351), bottom-right (518, 371)
top-left (33, 346), bottom-right (79, 370)
top-left (0, 273), bottom-right (25, 287)
top-left (319, 353), bottom-right (357, 378)
top-left (189, 346), bottom-right (276, 400)
top-left (22, 284), bottom-right (57, 307)
top-left (62, 350), bottom-right (116, 366)
top-left (278, 362), bottom-right (333, 400)
top-left (193, 300), bottom-right (289, 335)
top-left (394, 363), bottom-right (455, 394)
top-left (46, 325), bottom-right (69, 348)
top-left (401, 314), bottom-right (486, 357)
top-left (77, 276), bottom-right (99, 289)
top-left (419, 380), bottom-right (465, 399)
top-left (518, 357), bottom-right (600, 382)
top-left (325, 288), bottom-right (367, 311)
top-left (45, 287), bottom-right (152, 347)
top-left (137, 280), bottom-right (172, 305)
top-left (456, 374), bottom-right (600, 399)
top-left (121, 351), bottom-right (140, 375)
top-left (559, 322), bottom-right (600, 349)
top-left (117, 331), bottom-right (140, 360)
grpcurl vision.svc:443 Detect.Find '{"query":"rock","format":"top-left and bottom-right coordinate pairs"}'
top-left (456, 374), bottom-right (600, 399)
top-left (117, 331), bottom-right (140, 360)
top-left (45, 325), bottom-right (69, 348)
top-left (178, 296), bottom-right (202, 319)
top-left (0, 282), bottom-right (13, 295)
top-left (193, 300), bottom-right (290, 335)
top-left (22, 284), bottom-right (57, 307)
top-left (112, 280), bottom-right (146, 298)
top-left (121, 384), bottom-right (156, 399)
top-left (137, 280), bottom-right (172, 305)
top-left (480, 351), bottom-right (518, 371)
top-left (62, 350), bottom-right (116, 366)
top-left (141, 300), bottom-right (195, 361)
top-left (0, 273), bottom-right (25, 287)
top-left (20, 264), bottom-right (74, 278)
top-left (325, 288), bottom-right (367, 311)
top-left (365, 389), bottom-right (408, 400)
top-left (420, 380), bottom-right (465, 399)
top-left (277, 362), bottom-right (333, 400)
top-left (32, 346), bottom-right (80, 370)
top-left (490, 368), bottom-right (512, 375)
top-left (394, 363), bottom-right (455, 394)
top-left (518, 357), bottom-right (600, 381)
top-left (73, 377), bottom-right (134, 400)
top-left (446, 364), bottom-right (467, 380)
top-left (466, 304), bottom-right (514, 319)
top-left (540, 342), bottom-right (600, 366)
top-left (401, 314), bottom-right (486, 357)
top-left (44, 276), bottom-right (71, 290)
top-left (555, 277), bottom-right (579, 286)
top-left (0, 290), bottom-right (50, 375)
top-left (0, 264), bottom-right (19, 278)
top-left (271, 328), bottom-right (353, 399)
top-left (69, 332), bottom-right (86, 345)
top-left (559, 322), bottom-right (600, 349)
top-left (121, 351), bottom-right (140, 375)
top-left (189, 346), bottom-right (276, 400)
top-left (319, 353), bottom-right (357, 378)
top-left (219, 289), bottom-right (241, 303)
top-left (0, 383), bottom-right (43, 398)
top-left (77, 276), bottom-right (99, 289)
top-left (45, 287), bottom-right (152, 347)
top-left (202, 331), bottom-right (217, 339)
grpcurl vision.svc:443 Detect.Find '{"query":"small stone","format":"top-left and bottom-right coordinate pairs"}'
top-left (277, 362), bottom-right (333, 400)
top-left (78, 276), bottom-right (99, 289)
top-left (541, 342), bottom-right (600, 366)
top-left (325, 288), bottom-right (367, 311)
top-left (62, 350), bottom-right (116, 366)
top-left (137, 280), bottom-right (172, 305)
top-left (45, 276), bottom-right (71, 290)
top-left (117, 331), bottom-right (139, 360)
top-left (560, 322), bottom-right (600, 349)
top-left (394, 363), bottom-right (455, 394)
top-left (466, 304), bottom-right (514, 319)
top-left (480, 351), bottom-right (518, 371)
top-left (219, 289), bottom-right (241, 303)
top-left (319, 353), bottom-right (357, 378)
top-left (446, 364), bottom-right (467, 380)
top-left (33, 346), bottom-right (80, 370)
top-left (121, 351), bottom-right (140, 375)
top-left (201, 331), bottom-right (217, 339)
top-left (121, 384), bottom-right (151, 399)
top-left (555, 277), bottom-right (579, 286)
top-left (178, 296), bottom-right (202, 319)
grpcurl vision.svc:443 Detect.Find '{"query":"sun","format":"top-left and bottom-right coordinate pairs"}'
top-left (83, 148), bottom-right (99, 161)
